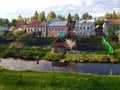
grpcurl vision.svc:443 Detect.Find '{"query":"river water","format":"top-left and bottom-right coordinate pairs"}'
top-left (0, 58), bottom-right (120, 75)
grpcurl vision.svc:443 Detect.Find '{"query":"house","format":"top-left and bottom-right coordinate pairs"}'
top-left (17, 20), bottom-right (47, 37)
top-left (0, 27), bottom-right (9, 37)
top-left (75, 19), bottom-right (95, 37)
top-left (47, 18), bottom-right (68, 37)
top-left (51, 37), bottom-right (66, 53)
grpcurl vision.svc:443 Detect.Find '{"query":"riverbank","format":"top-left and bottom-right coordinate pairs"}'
top-left (0, 66), bottom-right (120, 90)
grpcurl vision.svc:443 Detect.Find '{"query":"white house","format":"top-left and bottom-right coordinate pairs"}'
top-left (75, 19), bottom-right (95, 36)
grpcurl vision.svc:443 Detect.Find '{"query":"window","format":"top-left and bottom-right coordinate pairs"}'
top-left (87, 27), bottom-right (89, 29)
top-left (77, 27), bottom-right (79, 29)
top-left (83, 27), bottom-right (85, 29)
top-left (80, 27), bottom-right (82, 29)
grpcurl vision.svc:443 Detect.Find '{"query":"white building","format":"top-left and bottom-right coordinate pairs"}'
top-left (75, 19), bottom-right (95, 36)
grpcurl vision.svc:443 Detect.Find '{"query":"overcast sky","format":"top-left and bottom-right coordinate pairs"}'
top-left (0, 0), bottom-right (120, 20)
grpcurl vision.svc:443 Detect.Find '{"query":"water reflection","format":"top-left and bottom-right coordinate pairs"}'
top-left (0, 58), bottom-right (120, 75)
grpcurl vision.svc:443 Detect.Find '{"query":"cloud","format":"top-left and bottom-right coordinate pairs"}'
top-left (0, 0), bottom-right (120, 20)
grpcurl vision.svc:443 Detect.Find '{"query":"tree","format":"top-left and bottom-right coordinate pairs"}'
top-left (17, 15), bottom-right (23, 21)
top-left (17, 34), bottom-right (33, 45)
top-left (10, 26), bottom-right (16, 31)
top-left (82, 12), bottom-right (92, 20)
top-left (94, 16), bottom-right (104, 25)
top-left (104, 13), bottom-right (112, 19)
top-left (112, 11), bottom-right (117, 20)
top-left (107, 22), bottom-right (119, 40)
top-left (13, 28), bottom-right (23, 38)
top-left (118, 32), bottom-right (120, 41)
top-left (67, 13), bottom-right (72, 22)
top-left (72, 14), bottom-right (79, 21)
top-left (56, 14), bottom-right (65, 20)
top-left (38, 11), bottom-right (46, 22)
top-left (11, 19), bottom-right (17, 26)
top-left (33, 11), bottom-right (38, 20)
top-left (46, 11), bottom-right (56, 21)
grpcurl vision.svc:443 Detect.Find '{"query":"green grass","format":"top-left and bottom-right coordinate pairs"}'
top-left (0, 67), bottom-right (120, 90)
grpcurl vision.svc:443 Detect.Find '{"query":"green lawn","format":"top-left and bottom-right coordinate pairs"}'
top-left (0, 67), bottom-right (120, 90)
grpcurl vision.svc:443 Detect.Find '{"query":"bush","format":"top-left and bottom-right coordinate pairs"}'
top-left (20, 47), bottom-right (48, 60)
top-left (43, 53), bottom-right (64, 61)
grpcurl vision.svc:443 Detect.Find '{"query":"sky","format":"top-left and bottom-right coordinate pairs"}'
top-left (0, 0), bottom-right (120, 20)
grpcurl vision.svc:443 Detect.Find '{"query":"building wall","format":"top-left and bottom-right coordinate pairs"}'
top-left (26, 26), bottom-right (46, 37)
top-left (75, 20), bottom-right (95, 36)
top-left (47, 26), bottom-right (68, 37)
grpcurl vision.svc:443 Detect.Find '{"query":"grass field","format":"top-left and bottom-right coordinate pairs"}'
top-left (0, 67), bottom-right (120, 90)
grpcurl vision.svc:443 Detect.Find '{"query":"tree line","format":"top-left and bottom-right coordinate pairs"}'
top-left (0, 11), bottom-right (120, 29)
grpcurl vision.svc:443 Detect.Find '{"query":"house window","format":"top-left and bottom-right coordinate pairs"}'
top-left (87, 27), bottom-right (89, 29)
top-left (83, 27), bottom-right (85, 29)
top-left (80, 27), bottom-right (82, 29)
top-left (77, 27), bottom-right (79, 29)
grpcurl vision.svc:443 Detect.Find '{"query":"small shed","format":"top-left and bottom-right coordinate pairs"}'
top-left (51, 38), bottom-right (66, 53)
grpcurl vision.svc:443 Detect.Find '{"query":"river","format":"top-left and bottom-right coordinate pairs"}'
top-left (0, 58), bottom-right (120, 75)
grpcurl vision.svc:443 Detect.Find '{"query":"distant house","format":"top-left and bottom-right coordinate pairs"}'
top-left (47, 18), bottom-right (68, 37)
top-left (75, 19), bottom-right (95, 37)
top-left (51, 38), bottom-right (66, 53)
top-left (17, 20), bottom-right (47, 37)
top-left (0, 27), bottom-right (9, 37)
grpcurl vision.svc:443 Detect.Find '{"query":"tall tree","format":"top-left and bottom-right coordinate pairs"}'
top-left (72, 14), bottom-right (79, 21)
top-left (17, 15), bottom-right (23, 21)
top-left (67, 13), bottom-right (72, 22)
top-left (56, 14), bottom-right (65, 20)
top-left (38, 11), bottom-right (46, 22)
top-left (46, 11), bottom-right (56, 21)
top-left (104, 13), bottom-right (112, 19)
top-left (33, 11), bottom-right (38, 20)
top-left (11, 19), bottom-right (17, 26)
top-left (82, 12), bottom-right (92, 20)
top-left (112, 11), bottom-right (117, 20)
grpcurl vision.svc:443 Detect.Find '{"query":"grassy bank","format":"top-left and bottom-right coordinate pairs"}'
top-left (0, 67), bottom-right (120, 90)
top-left (65, 53), bottom-right (117, 63)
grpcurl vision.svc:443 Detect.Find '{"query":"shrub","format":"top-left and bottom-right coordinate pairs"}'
top-left (43, 53), bottom-right (64, 61)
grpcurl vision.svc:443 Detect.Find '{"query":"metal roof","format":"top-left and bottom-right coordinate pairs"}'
top-left (0, 27), bottom-right (9, 31)
top-left (47, 21), bottom-right (68, 26)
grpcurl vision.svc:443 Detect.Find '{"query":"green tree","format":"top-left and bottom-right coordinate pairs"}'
top-left (107, 22), bottom-right (119, 40)
top-left (11, 19), bottom-right (17, 26)
top-left (82, 12), bottom-right (92, 20)
top-left (17, 34), bottom-right (33, 45)
top-left (46, 11), bottom-right (56, 21)
top-left (104, 13), bottom-right (112, 19)
top-left (67, 13), bottom-right (72, 22)
top-left (33, 11), bottom-right (38, 20)
top-left (56, 14), bottom-right (65, 20)
top-left (112, 11), bottom-right (117, 20)
top-left (13, 29), bottom-right (23, 38)
top-left (38, 11), bottom-right (46, 22)
top-left (118, 32), bottom-right (120, 41)
top-left (17, 15), bottom-right (23, 21)
top-left (72, 14), bottom-right (79, 21)
top-left (94, 17), bottom-right (104, 25)
top-left (10, 26), bottom-right (16, 31)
